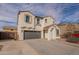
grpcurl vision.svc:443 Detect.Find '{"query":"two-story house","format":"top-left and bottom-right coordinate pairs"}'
top-left (17, 11), bottom-right (60, 40)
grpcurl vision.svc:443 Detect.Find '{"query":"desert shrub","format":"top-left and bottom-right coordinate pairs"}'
top-left (74, 31), bottom-right (79, 34)
top-left (61, 32), bottom-right (72, 39)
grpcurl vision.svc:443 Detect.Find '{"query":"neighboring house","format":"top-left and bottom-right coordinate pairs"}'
top-left (17, 11), bottom-right (60, 40)
top-left (0, 26), bottom-right (17, 39)
top-left (3, 26), bottom-right (16, 32)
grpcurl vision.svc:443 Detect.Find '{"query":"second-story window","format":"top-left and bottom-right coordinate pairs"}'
top-left (45, 19), bottom-right (47, 23)
top-left (25, 16), bottom-right (30, 23)
top-left (37, 18), bottom-right (40, 24)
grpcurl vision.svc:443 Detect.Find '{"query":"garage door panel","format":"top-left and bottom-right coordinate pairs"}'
top-left (24, 31), bottom-right (41, 39)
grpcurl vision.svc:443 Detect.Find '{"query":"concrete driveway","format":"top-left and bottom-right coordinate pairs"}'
top-left (24, 39), bottom-right (79, 55)
top-left (0, 40), bottom-right (38, 55)
top-left (0, 39), bottom-right (79, 55)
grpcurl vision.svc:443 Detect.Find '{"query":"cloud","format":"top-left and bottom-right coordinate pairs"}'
top-left (0, 3), bottom-right (79, 29)
top-left (61, 11), bottom-right (79, 23)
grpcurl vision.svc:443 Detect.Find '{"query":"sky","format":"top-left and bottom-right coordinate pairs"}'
top-left (0, 3), bottom-right (79, 30)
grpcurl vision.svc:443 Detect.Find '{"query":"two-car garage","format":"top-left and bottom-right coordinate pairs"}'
top-left (24, 31), bottom-right (41, 39)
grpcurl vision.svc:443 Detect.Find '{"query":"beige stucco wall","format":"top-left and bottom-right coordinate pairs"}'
top-left (44, 30), bottom-right (48, 39)
top-left (17, 12), bottom-right (34, 40)
top-left (34, 17), bottom-right (43, 31)
top-left (17, 12), bottom-right (42, 40)
top-left (42, 17), bottom-right (54, 27)
top-left (18, 12), bottom-right (54, 32)
top-left (18, 12), bottom-right (35, 28)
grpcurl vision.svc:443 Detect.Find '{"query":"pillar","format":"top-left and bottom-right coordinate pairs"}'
top-left (41, 30), bottom-right (44, 39)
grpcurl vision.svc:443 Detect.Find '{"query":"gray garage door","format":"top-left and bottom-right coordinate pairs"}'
top-left (24, 31), bottom-right (41, 39)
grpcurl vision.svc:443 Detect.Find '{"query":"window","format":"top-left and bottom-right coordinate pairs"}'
top-left (45, 19), bottom-right (47, 23)
top-left (25, 16), bottom-right (30, 22)
top-left (37, 18), bottom-right (40, 24)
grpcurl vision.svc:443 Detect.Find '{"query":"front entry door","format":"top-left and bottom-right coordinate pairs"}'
top-left (50, 28), bottom-right (56, 40)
